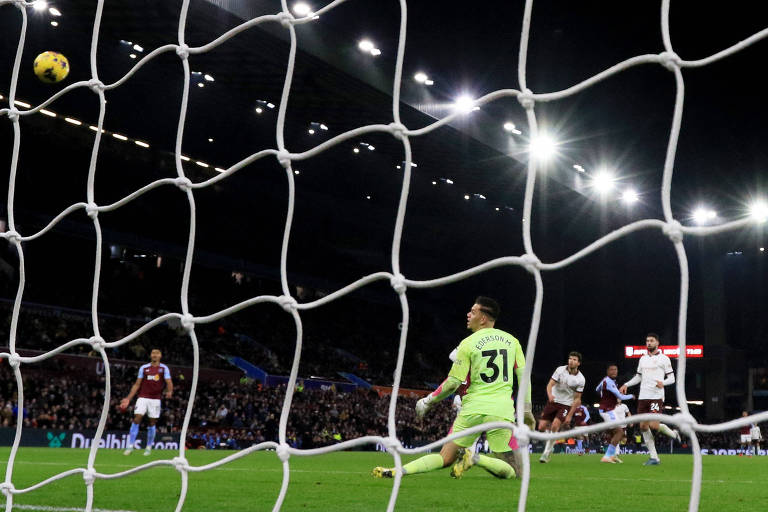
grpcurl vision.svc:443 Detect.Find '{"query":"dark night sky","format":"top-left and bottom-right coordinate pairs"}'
top-left (1, 0), bottom-right (767, 384)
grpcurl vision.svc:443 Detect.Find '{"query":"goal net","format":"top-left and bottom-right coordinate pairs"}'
top-left (2, 0), bottom-right (768, 511)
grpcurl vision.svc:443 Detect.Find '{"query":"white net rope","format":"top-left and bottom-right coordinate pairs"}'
top-left (1, 0), bottom-right (768, 510)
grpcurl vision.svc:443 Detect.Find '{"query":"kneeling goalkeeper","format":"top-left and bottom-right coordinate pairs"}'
top-left (373, 296), bottom-right (532, 480)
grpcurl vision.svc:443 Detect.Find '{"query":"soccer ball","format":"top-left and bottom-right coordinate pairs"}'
top-left (33, 51), bottom-right (70, 84)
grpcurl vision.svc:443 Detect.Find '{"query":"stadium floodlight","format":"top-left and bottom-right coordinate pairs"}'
top-left (692, 207), bottom-right (717, 225)
top-left (129, 53), bottom-right (136, 59)
top-left (208, 138), bottom-right (214, 142)
top-left (464, 194), bottom-right (470, 200)
top-left (366, 195), bottom-right (371, 200)
top-left (592, 171), bottom-right (615, 193)
top-left (48, 7), bottom-right (61, 16)
top-left (573, 164), bottom-right (585, 173)
top-left (453, 95), bottom-right (475, 113)
top-left (761, 247), bottom-right (765, 252)
top-left (431, 181), bottom-right (437, 185)
top-left (255, 107), bottom-right (263, 114)
top-left (64, 117), bottom-right (82, 125)
top-left (32, 1), bottom-right (47, 12)
top-left (503, 122), bottom-right (516, 132)
top-left (414, 72), bottom-right (428, 83)
top-left (528, 134), bottom-right (556, 161)
top-left (196, 161), bottom-right (209, 168)
top-left (294, 169), bottom-right (300, 175)
top-left (197, 83), bottom-right (204, 88)
top-left (39, 109), bottom-right (56, 117)
top-left (370, 48), bottom-right (381, 56)
top-left (749, 201), bottom-right (768, 222)
top-left (13, 100), bottom-right (30, 108)
top-left (292, 2), bottom-right (312, 16)
top-left (358, 39), bottom-right (374, 52)
top-left (51, 21), bottom-right (58, 27)
top-left (134, 140), bottom-right (149, 148)
top-left (204, 74), bottom-right (214, 82)
top-left (353, 147), bottom-right (360, 153)
top-left (308, 129), bottom-right (315, 134)
top-left (112, 133), bottom-right (128, 141)
top-left (133, 44), bottom-right (144, 52)
top-left (621, 189), bottom-right (639, 204)
top-left (424, 79), bottom-right (434, 86)
top-left (320, 123), bottom-right (328, 130)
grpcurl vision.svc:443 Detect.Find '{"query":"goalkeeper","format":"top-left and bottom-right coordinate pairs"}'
top-left (373, 296), bottom-right (532, 480)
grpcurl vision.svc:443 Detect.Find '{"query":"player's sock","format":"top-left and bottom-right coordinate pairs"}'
top-left (128, 422), bottom-right (140, 447)
top-left (146, 425), bottom-right (156, 450)
top-left (543, 439), bottom-right (555, 456)
top-left (402, 454), bottom-right (444, 475)
top-left (642, 429), bottom-right (658, 459)
top-left (605, 444), bottom-right (616, 458)
top-left (658, 423), bottom-right (677, 439)
top-left (475, 455), bottom-right (514, 479)
top-left (576, 440), bottom-right (583, 452)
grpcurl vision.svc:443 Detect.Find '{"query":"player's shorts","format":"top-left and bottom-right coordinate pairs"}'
top-left (741, 434), bottom-right (753, 444)
top-left (134, 397), bottom-right (161, 419)
top-left (637, 399), bottom-right (663, 415)
top-left (450, 413), bottom-right (518, 453)
top-left (540, 402), bottom-right (570, 423)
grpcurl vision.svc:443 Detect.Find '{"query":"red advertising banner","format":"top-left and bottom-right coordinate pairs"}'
top-left (624, 345), bottom-right (703, 359)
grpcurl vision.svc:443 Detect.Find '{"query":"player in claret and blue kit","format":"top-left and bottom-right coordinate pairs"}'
top-left (596, 363), bottom-right (634, 463)
top-left (120, 348), bottom-right (173, 455)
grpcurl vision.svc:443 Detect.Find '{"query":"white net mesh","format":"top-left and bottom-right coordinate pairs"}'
top-left (1, 0), bottom-right (768, 510)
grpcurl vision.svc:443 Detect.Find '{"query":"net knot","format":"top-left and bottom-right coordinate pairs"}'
top-left (388, 122), bottom-right (408, 141)
top-left (519, 253), bottom-right (541, 274)
top-left (276, 443), bottom-right (291, 462)
top-left (389, 274), bottom-right (407, 295)
top-left (89, 335), bottom-right (106, 350)
top-left (382, 437), bottom-right (401, 454)
top-left (172, 456), bottom-right (189, 472)
top-left (6, 107), bottom-right (19, 122)
top-left (277, 295), bottom-right (298, 312)
top-left (87, 79), bottom-right (105, 93)
top-left (85, 202), bottom-right (99, 219)
top-left (277, 12), bottom-right (294, 29)
top-left (672, 412), bottom-right (697, 438)
top-left (180, 313), bottom-right (195, 332)
top-left (7, 353), bottom-right (21, 369)
top-left (517, 89), bottom-right (535, 110)
top-left (82, 469), bottom-right (96, 486)
top-left (3, 230), bottom-right (21, 244)
top-left (514, 423), bottom-right (531, 447)
top-left (0, 482), bottom-right (15, 496)
top-left (276, 150), bottom-right (292, 169)
top-left (658, 51), bottom-right (682, 71)
top-left (663, 220), bottom-right (684, 243)
top-left (174, 176), bottom-right (193, 191)
top-left (176, 44), bottom-right (190, 60)
top-left (11, 0), bottom-right (25, 11)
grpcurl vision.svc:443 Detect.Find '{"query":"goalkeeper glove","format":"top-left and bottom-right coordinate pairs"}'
top-left (523, 402), bottom-right (535, 430)
top-left (415, 394), bottom-right (434, 418)
top-left (452, 394), bottom-right (462, 412)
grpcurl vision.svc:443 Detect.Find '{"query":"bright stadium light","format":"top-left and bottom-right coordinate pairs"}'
top-left (414, 72), bottom-right (428, 83)
top-left (621, 189), bottom-right (639, 204)
top-left (692, 207), bottom-right (717, 225)
top-left (358, 40), bottom-right (374, 52)
top-left (503, 122), bottom-right (516, 132)
top-left (32, 1), bottom-right (47, 12)
top-left (48, 7), bottom-right (61, 16)
top-left (750, 200), bottom-right (768, 222)
top-left (50, 21), bottom-right (58, 27)
top-left (292, 2), bottom-right (312, 16)
top-left (528, 134), bottom-right (556, 161)
top-left (453, 95), bottom-right (475, 113)
top-left (592, 171), bottom-right (615, 193)
top-left (370, 48), bottom-right (381, 56)
top-left (133, 44), bottom-right (144, 52)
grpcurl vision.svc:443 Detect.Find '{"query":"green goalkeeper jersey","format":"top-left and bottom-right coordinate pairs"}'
top-left (447, 327), bottom-right (525, 420)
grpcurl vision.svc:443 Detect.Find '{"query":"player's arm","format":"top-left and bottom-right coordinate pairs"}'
top-left (582, 406), bottom-right (590, 424)
top-left (120, 377), bottom-right (142, 409)
top-left (165, 377), bottom-right (173, 399)
top-left (607, 379), bottom-right (634, 400)
top-left (546, 378), bottom-right (557, 403)
top-left (659, 358), bottom-right (675, 388)
top-left (512, 341), bottom-right (535, 428)
top-left (416, 376), bottom-right (461, 417)
top-left (563, 391), bottom-right (582, 424)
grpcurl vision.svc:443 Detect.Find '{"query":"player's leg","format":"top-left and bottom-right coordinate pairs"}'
top-left (541, 407), bottom-right (566, 462)
top-left (461, 423), bottom-right (517, 480)
top-left (655, 419), bottom-right (681, 441)
top-left (143, 400), bottom-right (161, 455)
top-left (641, 419), bottom-right (660, 464)
top-left (125, 399), bottom-right (147, 455)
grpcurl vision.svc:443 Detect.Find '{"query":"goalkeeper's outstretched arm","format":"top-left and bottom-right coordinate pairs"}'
top-left (416, 376), bottom-right (462, 417)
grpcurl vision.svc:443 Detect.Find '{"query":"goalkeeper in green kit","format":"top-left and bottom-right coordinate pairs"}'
top-left (373, 296), bottom-right (533, 480)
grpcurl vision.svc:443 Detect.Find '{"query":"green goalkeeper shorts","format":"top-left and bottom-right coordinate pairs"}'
top-left (450, 413), bottom-right (518, 453)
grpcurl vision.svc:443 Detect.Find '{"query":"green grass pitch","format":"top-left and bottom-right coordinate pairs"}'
top-left (1, 448), bottom-right (767, 511)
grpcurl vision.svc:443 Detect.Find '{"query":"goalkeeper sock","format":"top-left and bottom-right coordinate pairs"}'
top-left (605, 444), bottom-right (616, 458)
top-left (543, 439), bottom-right (555, 456)
top-left (658, 423), bottom-right (676, 439)
top-left (402, 454), bottom-right (444, 475)
top-left (576, 439), bottom-right (583, 452)
top-left (475, 454), bottom-right (514, 479)
top-left (146, 425), bottom-right (156, 449)
top-left (128, 422), bottom-right (140, 447)
top-left (642, 429), bottom-right (658, 459)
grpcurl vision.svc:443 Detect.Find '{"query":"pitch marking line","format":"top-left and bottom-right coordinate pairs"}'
top-left (1, 505), bottom-right (136, 512)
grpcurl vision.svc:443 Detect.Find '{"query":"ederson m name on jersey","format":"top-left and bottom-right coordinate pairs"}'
top-left (474, 333), bottom-right (514, 351)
